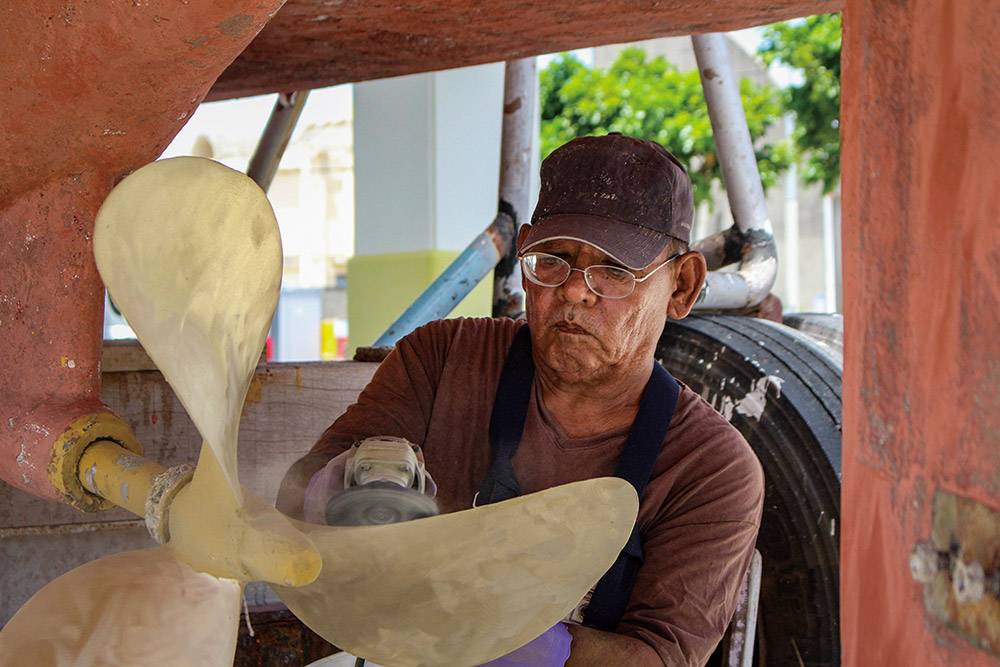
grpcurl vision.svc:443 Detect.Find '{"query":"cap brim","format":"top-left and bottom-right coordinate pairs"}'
top-left (521, 214), bottom-right (671, 269)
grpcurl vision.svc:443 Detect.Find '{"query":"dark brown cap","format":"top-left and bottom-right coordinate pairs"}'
top-left (523, 134), bottom-right (694, 269)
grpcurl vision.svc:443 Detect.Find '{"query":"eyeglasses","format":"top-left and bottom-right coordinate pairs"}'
top-left (519, 251), bottom-right (682, 299)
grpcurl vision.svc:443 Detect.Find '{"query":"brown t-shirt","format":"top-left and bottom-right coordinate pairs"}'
top-left (313, 317), bottom-right (764, 666)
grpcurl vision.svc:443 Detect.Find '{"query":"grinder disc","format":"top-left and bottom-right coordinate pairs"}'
top-left (325, 482), bottom-right (439, 527)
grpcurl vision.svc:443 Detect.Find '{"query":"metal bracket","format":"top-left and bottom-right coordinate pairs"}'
top-left (909, 490), bottom-right (1000, 655)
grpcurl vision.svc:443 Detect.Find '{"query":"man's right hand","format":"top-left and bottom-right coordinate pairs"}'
top-left (274, 451), bottom-right (339, 521)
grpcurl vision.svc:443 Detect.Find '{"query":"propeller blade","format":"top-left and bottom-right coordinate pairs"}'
top-left (93, 157), bottom-right (282, 503)
top-left (166, 440), bottom-right (322, 587)
top-left (0, 548), bottom-right (242, 666)
top-left (275, 477), bottom-right (638, 667)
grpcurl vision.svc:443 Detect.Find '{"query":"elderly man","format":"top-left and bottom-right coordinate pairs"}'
top-left (278, 134), bottom-right (763, 666)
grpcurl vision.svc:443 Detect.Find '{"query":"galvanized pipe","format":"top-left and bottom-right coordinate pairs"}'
top-left (493, 58), bottom-right (536, 319)
top-left (373, 212), bottom-right (517, 347)
top-left (691, 33), bottom-right (777, 310)
top-left (246, 90), bottom-right (310, 192)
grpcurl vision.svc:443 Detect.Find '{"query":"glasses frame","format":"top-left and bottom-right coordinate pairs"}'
top-left (518, 251), bottom-right (683, 299)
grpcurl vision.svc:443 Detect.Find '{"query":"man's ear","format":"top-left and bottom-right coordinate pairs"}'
top-left (666, 251), bottom-right (707, 320)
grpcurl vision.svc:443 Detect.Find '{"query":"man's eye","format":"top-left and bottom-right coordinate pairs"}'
top-left (537, 256), bottom-right (564, 268)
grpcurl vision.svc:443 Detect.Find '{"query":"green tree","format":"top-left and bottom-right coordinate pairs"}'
top-left (539, 46), bottom-right (792, 208)
top-left (758, 13), bottom-right (841, 193)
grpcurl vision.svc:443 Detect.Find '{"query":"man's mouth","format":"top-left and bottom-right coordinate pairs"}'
top-left (553, 320), bottom-right (589, 335)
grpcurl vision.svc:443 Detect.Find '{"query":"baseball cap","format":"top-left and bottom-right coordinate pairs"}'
top-left (522, 134), bottom-right (694, 269)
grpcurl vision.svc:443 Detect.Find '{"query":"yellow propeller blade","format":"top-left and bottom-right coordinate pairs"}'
top-left (277, 478), bottom-right (638, 667)
top-left (94, 156), bottom-right (282, 504)
top-left (0, 548), bottom-right (242, 666)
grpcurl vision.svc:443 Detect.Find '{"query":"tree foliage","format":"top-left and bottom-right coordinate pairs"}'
top-left (758, 13), bottom-right (841, 193)
top-left (539, 46), bottom-right (792, 208)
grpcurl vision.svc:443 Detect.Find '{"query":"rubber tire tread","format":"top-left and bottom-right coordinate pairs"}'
top-left (656, 314), bottom-right (841, 667)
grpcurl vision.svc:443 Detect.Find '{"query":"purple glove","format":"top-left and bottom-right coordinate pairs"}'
top-left (302, 449), bottom-right (352, 524)
top-left (476, 623), bottom-right (573, 667)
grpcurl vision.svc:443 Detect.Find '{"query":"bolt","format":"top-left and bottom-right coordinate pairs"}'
top-left (952, 558), bottom-right (986, 604)
top-left (910, 541), bottom-right (950, 583)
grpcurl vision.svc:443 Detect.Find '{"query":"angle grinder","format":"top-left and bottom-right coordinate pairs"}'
top-left (324, 436), bottom-right (439, 527)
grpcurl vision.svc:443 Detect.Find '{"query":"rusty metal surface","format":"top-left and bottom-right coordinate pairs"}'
top-left (0, 0), bottom-right (285, 503)
top-left (208, 0), bottom-right (841, 101)
top-left (839, 0), bottom-right (1000, 664)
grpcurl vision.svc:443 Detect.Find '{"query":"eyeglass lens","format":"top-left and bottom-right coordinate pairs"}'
top-left (522, 254), bottom-right (634, 298)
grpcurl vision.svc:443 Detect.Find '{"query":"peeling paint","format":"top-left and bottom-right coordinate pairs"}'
top-left (25, 422), bottom-right (49, 436)
top-left (734, 375), bottom-right (783, 421)
top-left (16, 442), bottom-right (30, 483)
top-left (121, 481), bottom-right (129, 503)
top-left (216, 14), bottom-right (253, 37)
top-left (82, 463), bottom-right (100, 495)
top-left (114, 453), bottom-right (145, 472)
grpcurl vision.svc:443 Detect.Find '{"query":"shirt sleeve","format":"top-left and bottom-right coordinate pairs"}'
top-left (310, 319), bottom-right (457, 457)
top-left (615, 418), bottom-right (765, 666)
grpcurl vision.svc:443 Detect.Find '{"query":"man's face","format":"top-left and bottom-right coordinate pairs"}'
top-left (521, 237), bottom-right (676, 386)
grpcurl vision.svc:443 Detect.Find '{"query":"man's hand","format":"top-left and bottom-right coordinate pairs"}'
top-left (565, 624), bottom-right (663, 666)
top-left (275, 452), bottom-right (338, 520)
top-left (476, 623), bottom-right (573, 666)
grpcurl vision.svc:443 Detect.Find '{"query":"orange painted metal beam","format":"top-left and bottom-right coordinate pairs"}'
top-left (0, 1), bottom-right (285, 504)
top-left (209, 0), bottom-right (842, 101)
top-left (841, 0), bottom-right (1000, 662)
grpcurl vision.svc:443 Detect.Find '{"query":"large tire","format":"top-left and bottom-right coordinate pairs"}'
top-left (656, 314), bottom-right (841, 667)
top-left (782, 313), bottom-right (844, 357)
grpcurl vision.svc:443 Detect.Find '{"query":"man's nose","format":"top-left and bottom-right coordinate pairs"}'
top-left (561, 267), bottom-right (596, 304)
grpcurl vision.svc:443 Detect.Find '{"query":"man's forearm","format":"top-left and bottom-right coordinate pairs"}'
top-left (565, 624), bottom-right (663, 666)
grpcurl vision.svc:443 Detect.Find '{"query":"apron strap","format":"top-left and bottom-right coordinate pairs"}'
top-left (477, 325), bottom-right (534, 505)
top-left (584, 361), bottom-right (679, 631)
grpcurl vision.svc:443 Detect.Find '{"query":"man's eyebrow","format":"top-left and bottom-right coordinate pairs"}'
top-left (534, 244), bottom-right (571, 257)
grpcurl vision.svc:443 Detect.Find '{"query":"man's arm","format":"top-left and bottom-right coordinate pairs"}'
top-left (566, 625), bottom-right (663, 666)
top-left (275, 319), bottom-right (458, 520)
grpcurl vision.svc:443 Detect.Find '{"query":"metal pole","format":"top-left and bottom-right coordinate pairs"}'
top-left (372, 212), bottom-right (517, 347)
top-left (493, 58), bottom-right (536, 319)
top-left (691, 33), bottom-right (777, 310)
top-left (246, 90), bottom-right (310, 192)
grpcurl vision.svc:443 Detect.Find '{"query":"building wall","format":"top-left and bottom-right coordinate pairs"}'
top-left (349, 63), bottom-right (505, 354)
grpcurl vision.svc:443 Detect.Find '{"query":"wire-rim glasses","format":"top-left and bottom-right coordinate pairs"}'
top-left (519, 251), bottom-right (682, 299)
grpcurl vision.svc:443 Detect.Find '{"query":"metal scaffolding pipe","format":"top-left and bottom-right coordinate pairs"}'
top-left (493, 58), bottom-right (536, 319)
top-left (691, 33), bottom-right (777, 310)
top-left (373, 213), bottom-right (517, 347)
top-left (246, 90), bottom-right (310, 192)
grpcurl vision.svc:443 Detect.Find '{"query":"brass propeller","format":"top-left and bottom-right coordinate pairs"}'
top-left (0, 157), bottom-right (638, 667)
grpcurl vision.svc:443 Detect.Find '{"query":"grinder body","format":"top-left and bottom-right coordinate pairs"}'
top-left (324, 437), bottom-right (439, 526)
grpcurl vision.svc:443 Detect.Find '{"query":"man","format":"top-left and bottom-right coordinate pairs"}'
top-left (278, 134), bottom-right (764, 666)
